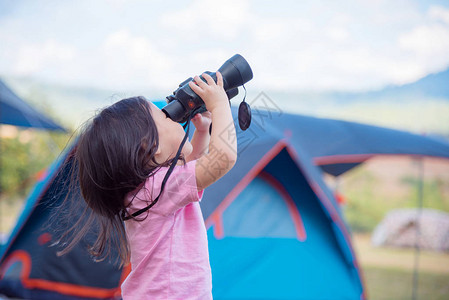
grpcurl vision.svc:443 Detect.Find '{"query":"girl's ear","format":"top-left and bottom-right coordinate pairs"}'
top-left (155, 145), bottom-right (161, 155)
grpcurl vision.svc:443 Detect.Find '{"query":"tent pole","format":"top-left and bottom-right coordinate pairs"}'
top-left (411, 156), bottom-right (424, 300)
top-left (0, 124), bottom-right (2, 242)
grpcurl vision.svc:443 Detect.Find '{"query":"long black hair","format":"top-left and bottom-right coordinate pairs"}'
top-left (57, 96), bottom-right (182, 265)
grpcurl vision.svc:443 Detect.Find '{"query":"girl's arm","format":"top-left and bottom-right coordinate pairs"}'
top-left (189, 72), bottom-right (237, 191)
top-left (186, 112), bottom-right (211, 162)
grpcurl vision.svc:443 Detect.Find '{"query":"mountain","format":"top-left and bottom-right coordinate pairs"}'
top-left (328, 67), bottom-right (449, 103)
top-left (261, 68), bottom-right (449, 136)
top-left (2, 68), bottom-right (449, 136)
top-left (378, 68), bottom-right (449, 99)
top-left (1, 77), bottom-right (166, 130)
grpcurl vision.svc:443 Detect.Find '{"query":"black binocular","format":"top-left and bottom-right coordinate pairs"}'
top-left (162, 54), bottom-right (253, 125)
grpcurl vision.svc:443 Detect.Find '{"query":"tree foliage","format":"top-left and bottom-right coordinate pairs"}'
top-left (0, 127), bottom-right (71, 202)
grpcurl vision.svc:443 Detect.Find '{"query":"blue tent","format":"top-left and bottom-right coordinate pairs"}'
top-left (0, 79), bottom-right (65, 131)
top-left (0, 152), bottom-right (127, 299)
top-left (201, 105), bottom-right (449, 299)
top-left (1, 101), bottom-right (448, 299)
top-left (251, 112), bottom-right (449, 176)
top-left (203, 138), bottom-right (363, 299)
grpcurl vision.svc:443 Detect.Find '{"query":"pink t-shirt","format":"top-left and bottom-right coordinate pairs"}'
top-left (121, 160), bottom-right (212, 300)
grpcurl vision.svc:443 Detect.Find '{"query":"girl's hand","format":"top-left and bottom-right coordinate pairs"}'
top-left (189, 72), bottom-right (229, 112)
top-left (191, 111), bottom-right (212, 133)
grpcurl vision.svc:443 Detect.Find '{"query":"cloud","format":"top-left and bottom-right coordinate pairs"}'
top-left (429, 5), bottom-right (449, 23)
top-left (325, 27), bottom-right (350, 42)
top-left (126, 2), bottom-right (449, 91)
top-left (103, 30), bottom-right (173, 72)
top-left (396, 5), bottom-right (449, 82)
top-left (399, 23), bottom-right (449, 58)
top-left (12, 40), bottom-right (75, 75)
top-left (92, 30), bottom-right (179, 90)
top-left (1, 0), bottom-right (449, 92)
top-left (158, 0), bottom-right (250, 41)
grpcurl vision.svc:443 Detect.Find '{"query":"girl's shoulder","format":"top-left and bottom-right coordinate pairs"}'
top-left (125, 160), bottom-right (202, 217)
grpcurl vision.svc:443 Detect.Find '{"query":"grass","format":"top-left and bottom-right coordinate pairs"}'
top-left (353, 234), bottom-right (449, 300)
top-left (364, 266), bottom-right (449, 300)
top-left (329, 156), bottom-right (449, 233)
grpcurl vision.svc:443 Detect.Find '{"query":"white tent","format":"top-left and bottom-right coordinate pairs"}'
top-left (372, 208), bottom-right (449, 252)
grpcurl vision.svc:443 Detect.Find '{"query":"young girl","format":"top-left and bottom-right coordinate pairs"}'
top-left (63, 72), bottom-right (237, 299)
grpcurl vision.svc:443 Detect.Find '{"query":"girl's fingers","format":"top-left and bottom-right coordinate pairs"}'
top-left (193, 75), bottom-right (207, 88)
top-left (202, 111), bottom-right (212, 117)
top-left (189, 80), bottom-right (202, 93)
top-left (202, 73), bottom-right (215, 86)
top-left (216, 71), bottom-right (223, 87)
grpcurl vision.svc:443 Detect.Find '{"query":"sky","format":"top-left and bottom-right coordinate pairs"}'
top-left (1, 0), bottom-right (449, 93)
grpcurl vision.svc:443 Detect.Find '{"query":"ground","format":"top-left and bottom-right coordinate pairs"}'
top-left (354, 234), bottom-right (449, 300)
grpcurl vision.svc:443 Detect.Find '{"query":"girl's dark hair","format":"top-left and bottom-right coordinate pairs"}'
top-left (58, 96), bottom-right (183, 265)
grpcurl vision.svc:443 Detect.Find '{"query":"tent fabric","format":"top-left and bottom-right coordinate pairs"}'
top-left (206, 146), bottom-right (364, 299)
top-left (0, 144), bottom-right (128, 299)
top-left (2, 100), bottom-right (449, 299)
top-left (372, 208), bottom-right (449, 252)
top-left (0, 79), bottom-right (65, 131)
top-left (241, 108), bottom-right (449, 176)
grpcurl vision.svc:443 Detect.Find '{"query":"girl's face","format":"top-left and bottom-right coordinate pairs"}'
top-left (149, 102), bottom-right (193, 164)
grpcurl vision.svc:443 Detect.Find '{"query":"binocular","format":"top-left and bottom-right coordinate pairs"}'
top-left (162, 54), bottom-right (253, 126)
